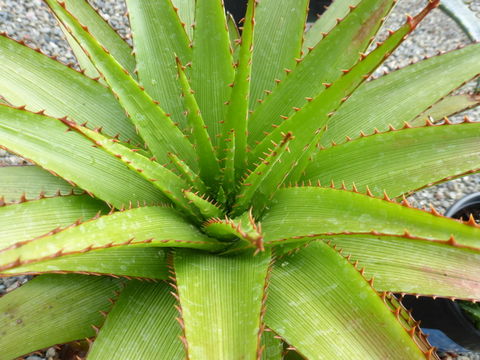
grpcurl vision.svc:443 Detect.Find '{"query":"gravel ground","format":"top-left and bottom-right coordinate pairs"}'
top-left (0, 0), bottom-right (479, 359)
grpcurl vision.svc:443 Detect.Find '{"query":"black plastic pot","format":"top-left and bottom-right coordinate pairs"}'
top-left (403, 192), bottom-right (480, 351)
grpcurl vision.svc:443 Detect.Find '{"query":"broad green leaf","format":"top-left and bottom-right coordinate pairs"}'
top-left (248, 0), bottom-right (395, 145)
top-left (265, 242), bottom-right (426, 359)
top-left (328, 235), bottom-right (480, 299)
top-left (172, 0), bottom-right (195, 39)
top-left (303, 0), bottom-right (362, 52)
top-left (0, 35), bottom-right (139, 143)
top-left (221, 0), bottom-right (256, 180)
top-left (176, 59), bottom-right (221, 190)
top-left (191, 0), bottom-right (234, 148)
top-left (0, 166), bottom-right (75, 203)
top-left (0, 274), bottom-right (122, 360)
top-left (174, 249), bottom-right (271, 359)
top-left (0, 106), bottom-right (167, 208)
top-left (45, 0), bottom-right (197, 167)
top-left (87, 281), bottom-right (184, 360)
top-left (0, 195), bottom-right (106, 251)
top-left (0, 206), bottom-right (224, 273)
top-left (249, 0), bottom-right (309, 109)
top-left (65, 123), bottom-right (197, 218)
top-left (261, 330), bottom-right (283, 360)
top-left (304, 122), bottom-right (480, 197)
top-left (125, 0), bottom-right (191, 127)
top-left (413, 93), bottom-right (480, 124)
top-left (262, 187), bottom-right (480, 249)
top-left (322, 42), bottom-right (480, 145)
top-left (4, 247), bottom-right (168, 280)
top-left (56, 0), bottom-right (136, 74)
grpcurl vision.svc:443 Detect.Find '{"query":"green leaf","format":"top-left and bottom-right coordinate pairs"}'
top-left (249, 0), bottom-right (309, 109)
top-left (233, 132), bottom-right (294, 216)
top-left (0, 166), bottom-right (75, 203)
top-left (304, 122), bottom-right (480, 198)
top-left (246, 5), bottom-right (432, 209)
top-left (0, 206), bottom-right (223, 274)
top-left (226, 12), bottom-right (240, 61)
top-left (0, 195), bottom-right (106, 250)
top-left (168, 152), bottom-right (208, 195)
top-left (261, 330), bottom-right (283, 360)
top-left (0, 34), bottom-right (139, 143)
top-left (57, 0), bottom-right (136, 75)
top-left (413, 93), bottom-right (480, 124)
top-left (0, 106), bottom-right (167, 208)
top-left (221, 0), bottom-right (256, 180)
top-left (459, 301), bottom-right (480, 329)
top-left (322, 42), bottom-right (480, 145)
top-left (87, 281), bottom-right (184, 360)
top-left (4, 247), bottom-right (168, 280)
top-left (45, 0), bottom-right (197, 167)
top-left (203, 212), bottom-right (264, 252)
top-left (265, 242), bottom-right (427, 359)
top-left (172, 0), bottom-right (195, 39)
top-left (262, 187), bottom-right (480, 249)
top-left (176, 59), bottom-right (221, 190)
top-left (328, 234), bottom-right (480, 299)
top-left (190, 0), bottom-right (234, 148)
top-left (0, 274), bottom-right (123, 360)
top-left (248, 0), bottom-right (395, 145)
top-left (183, 190), bottom-right (224, 219)
top-left (64, 122), bottom-right (197, 218)
top-left (302, 0), bottom-right (362, 52)
top-left (125, 0), bottom-right (191, 128)
top-left (174, 249), bottom-right (271, 359)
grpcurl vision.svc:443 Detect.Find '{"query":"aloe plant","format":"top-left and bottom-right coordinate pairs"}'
top-left (1, 0), bottom-right (480, 358)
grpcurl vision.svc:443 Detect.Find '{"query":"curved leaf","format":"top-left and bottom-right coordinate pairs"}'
top-left (0, 165), bottom-right (75, 203)
top-left (0, 34), bottom-right (139, 143)
top-left (4, 247), bottom-right (168, 280)
top-left (262, 187), bottom-right (480, 249)
top-left (0, 206), bottom-right (223, 274)
top-left (328, 234), bottom-right (480, 299)
top-left (265, 242), bottom-right (427, 359)
top-left (87, 281), bottom-right (184, 360)
top-left (0, 106), bottom-right (168, 208)
top-left (0, 195), bottom-right (106, 250)
top-left (304, 122), bottom-right (480, 197)
top-left (322, 42), bottom-right (480, 145)
top-left (172, 0), bottom-right (195, 39)
top-left (0, 274), bottom-right (123, 360)
top-left (174, 249), bottom-right (271, 359)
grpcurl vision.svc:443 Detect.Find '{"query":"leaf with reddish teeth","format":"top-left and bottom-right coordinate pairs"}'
top-left (412, 93), bottom-right (480, 124)
top-left (303, 121), bottom-right (480, 198)
top-left (262, 187), bottom-right (480, 249)
top-left (265, 242), bottom-right (428, 359)
top-left (0, 166), bottom-right (76, 203)
top-left (0, 206), bottom-right (223, 274)
top-left (0, 274), bottom-right (123, 360)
